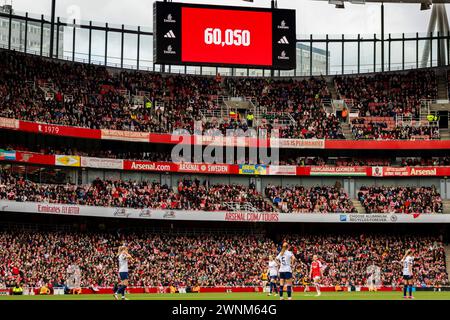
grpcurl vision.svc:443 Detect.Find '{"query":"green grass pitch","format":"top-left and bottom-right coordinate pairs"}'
top-left (1, 291), bottom-right (450, 300)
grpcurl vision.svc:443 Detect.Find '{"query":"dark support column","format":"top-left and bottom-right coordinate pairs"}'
top-left (437, 31), bottom-right (441, 66)
top-left (381, 2), bottom-right (384, 72)
top-left (357, 34), bottom-right (360, 74)
top-left (55, 17), bottom-right (60, 58)
top-left (341, 34), bottom-right (344, 75)
top-left (88, 21), bottom-right (92, 64)
top-left (270, 0), bottom-right (275, 77)
top-left (430, 32), bottom-right (433, 67)
top-left (137, 26), bottom-right (140, 70)
top-left (24, 13), bottom-right (28, 53)
top-left (388, 34), bottom-right (391, 71)
top-left (373, 33), bottom-right (376, 72)
top-left (8, 9), bottom-right (12, 50)
top-left (49, 0), bottom-right (56, 58)
top-left (121, 24), bottom-right (124, 69)
top-left (402, 33), bottom-right (405, 70)
top-left (40, 15), bottom-right (44, 56)
top-left (105, 23), bottom-right (108, 66)
top-left (310, 34), bottom-right (313, 76)
top-left (326, 34), bottom-right (329, 75)
top-left (416, 32), bottom-right (419, 68)
top-left (447, 31), bottom-right (450, 66)
top-left (72, 19), bottom-right (76, 61)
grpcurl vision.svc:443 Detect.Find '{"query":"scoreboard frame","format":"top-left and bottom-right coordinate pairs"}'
top-left (153, 1), bottom-right (296, 70)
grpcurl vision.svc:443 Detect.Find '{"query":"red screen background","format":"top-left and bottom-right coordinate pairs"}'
top-left (181, 7), bottom-right (272, 66)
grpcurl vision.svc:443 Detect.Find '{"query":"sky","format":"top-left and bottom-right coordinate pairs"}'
top-left (5, 0), bottom-right (447, 36)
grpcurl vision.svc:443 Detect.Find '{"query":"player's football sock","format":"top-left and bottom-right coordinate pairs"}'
top-left (403, 285), bottom-right (407, 297)
top-left (286, 285), bottom-right (292, 298)
top-left (408, 285), bottom-right (413, 297)
top-left (121, 285), bottom-right (127, 297)
top-left (269, 282), bottom-right (273, 294)
top-left (118, 285), bottom-right (126, 295)
top-left (279, 287), bottom-right (283, 297)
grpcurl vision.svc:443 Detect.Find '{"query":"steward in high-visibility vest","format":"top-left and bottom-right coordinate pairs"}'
top-left (427, 114), bottom-right (439, 122)
top-left (12, 285), bottom-right (23, 295)
top-left (246, 113), bottom-right (254, 127)
top-left (145, 101), bottom-right (152, 109)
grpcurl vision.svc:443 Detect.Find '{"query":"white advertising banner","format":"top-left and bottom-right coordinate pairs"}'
top-left (270, 138), bottom-right (325, 149)
top-left (81, 157), bottom-right (124, 170)
top-left (1, 201), bottom-right (449, 223)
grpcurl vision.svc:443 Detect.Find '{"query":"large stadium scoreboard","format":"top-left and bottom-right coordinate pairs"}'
top-left (153, 1), bottom-right (296, 70)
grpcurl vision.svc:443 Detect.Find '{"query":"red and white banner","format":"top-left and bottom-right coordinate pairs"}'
top-left (15, 151), bottom-right (55, 166)
top-left (1, 200), bottom-right (448, 223)
top-left (3, 150), bottom-right (450, 177)
top-left (123, 161), bottom-right (239, 175)
top-left (177, 163), bottom-right (236, 174)
top-left (2, 118), bottom-right (450, 150)
top-left (81, 157), bottom-right (124, 170)
top-left (101, 129), bottom-right (149, 142)
top-left (19, 121), bottom-right (101, 139)
top-left (370, 166), bottom-right (443, 177)
top-left (124, 161), bottom-right (174, 172)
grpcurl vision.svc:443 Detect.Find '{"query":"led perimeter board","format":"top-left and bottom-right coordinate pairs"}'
top-left (153, 1), bottom-right (296, 70)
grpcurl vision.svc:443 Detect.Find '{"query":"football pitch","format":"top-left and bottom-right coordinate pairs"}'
top-left (1, 291), bottom-right (450, 300)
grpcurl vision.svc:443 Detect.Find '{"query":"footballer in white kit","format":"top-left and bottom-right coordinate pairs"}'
top-left (114, 244), bottom-right (132, 300)
top-left (276, 242), bottom-right (296, 300)
top-left (400, 249), bottom-right (415, 299)
top-left (267, 255), bottom-right (279, 296)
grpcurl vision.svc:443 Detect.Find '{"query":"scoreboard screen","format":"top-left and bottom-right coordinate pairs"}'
top-left (153, 2), bottom-right (296, 70)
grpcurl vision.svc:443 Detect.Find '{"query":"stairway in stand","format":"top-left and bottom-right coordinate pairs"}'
top-left (440, 129), bottom-right (450, 140)
top-left (341, 122), bottom-right (353, 140)
top-left (327, 78), bottom-right (338, 100)
top-left (352, 200), bottom-right (365, 214)
top-left (444, 245), bottom-right (450, 282)
top-left (443, 199), bottom-right (450, 214)
top-left (436, 69), bottom-right (449, 100)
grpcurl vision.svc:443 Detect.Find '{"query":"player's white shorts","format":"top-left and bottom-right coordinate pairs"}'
top-left (313, 276), bottom-right (321, 282)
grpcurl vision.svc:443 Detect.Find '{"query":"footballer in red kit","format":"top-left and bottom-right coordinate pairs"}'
top-left (310, 255), bottom-right (323, 296)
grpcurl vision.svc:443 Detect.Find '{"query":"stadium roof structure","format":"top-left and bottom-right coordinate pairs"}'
top-left (316, 0), bottom-right (450, 3)
top-left (312, 0), bottom-right (450, 69)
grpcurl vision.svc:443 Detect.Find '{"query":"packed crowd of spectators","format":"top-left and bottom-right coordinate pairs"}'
top-left (0, 230), bottom-right (447, 289)
top-left (335, 71), bottom-right (437, 118)
top-left (358, 186), bottom-right (443, 214)
top-left (177, 179), bottom-right (273, 212)
top-left (226, 77), bottom-right (345, 139)
top-left (0, 170), bottom-right (447, 214)
top-left (286, 233), bottom-right (448, 287)
top-left (351, 119), bottom-right (440, 140)
top-left (0, 51), bottom-right (343, 140)
top-left (265, 185), bottom-right (357, 213)
top-left (400, 157), bottom-right (450, 167)
top-left (0, 51), bottom-right (221, 135)
top-left (0, 231), bottom-right (273, 288)
top-left (335, 71), bottom-right (439, 140)
top-left (0, 172), bottom-right (271, 212)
